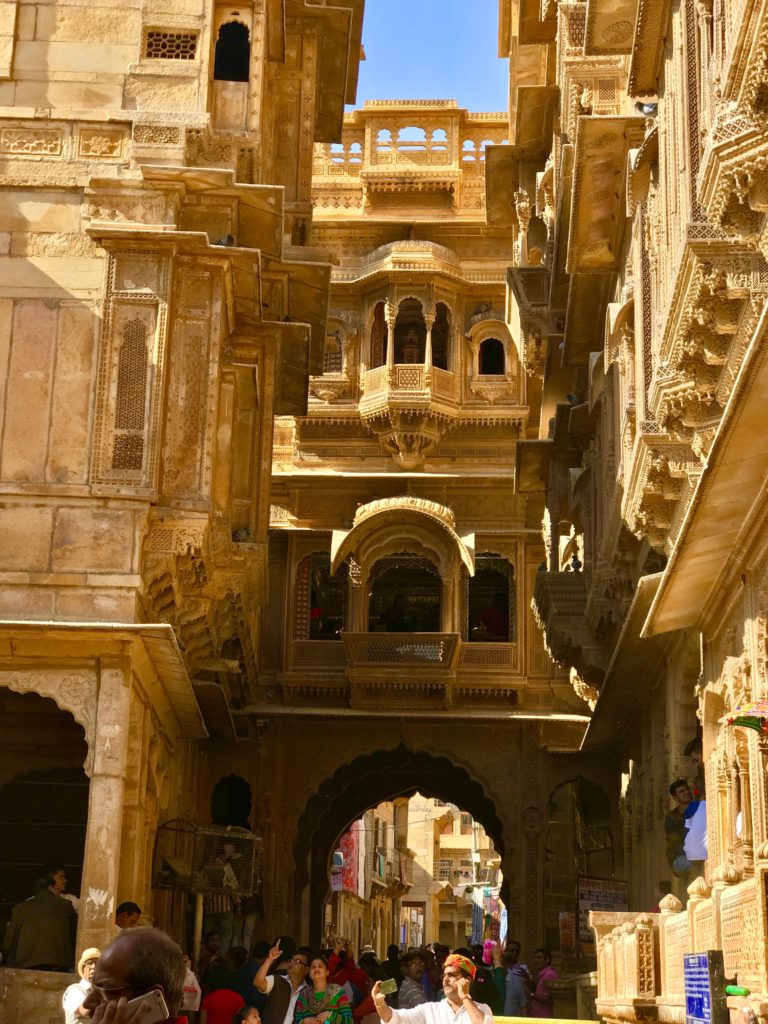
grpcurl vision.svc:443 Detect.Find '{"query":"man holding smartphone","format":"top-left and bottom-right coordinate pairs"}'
top-left (372, 954), bottom-right (492, 1024)
top-left (87, 926), bottom-right (186, 1024)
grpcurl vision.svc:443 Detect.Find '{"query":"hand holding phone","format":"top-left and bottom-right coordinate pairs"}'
top-left (379, 978), bottom-right (398, 996)
top-left (124, 990), bottom-right (169, 1024)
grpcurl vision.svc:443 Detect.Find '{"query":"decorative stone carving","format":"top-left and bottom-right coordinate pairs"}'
top-left (0, 671), bottom-right (97, 776)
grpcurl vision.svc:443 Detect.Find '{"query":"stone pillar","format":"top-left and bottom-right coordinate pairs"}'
top-left (77, 656), bottom-right (132, 952)
top-left (385, 301), bottom-right (396, 379)
top-left (347, 559), bottom-right (367, 631)
top-left (424, 313), bottom-right (435, 377)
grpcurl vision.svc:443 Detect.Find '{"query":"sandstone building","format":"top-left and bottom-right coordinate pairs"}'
top-left (3, 0), bottom-right (768, 1022)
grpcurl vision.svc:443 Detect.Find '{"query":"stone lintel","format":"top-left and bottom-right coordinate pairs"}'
top-left (567, 115), bottom-right (645, 275)
top-left (628, 0), bottom-right (673, 96)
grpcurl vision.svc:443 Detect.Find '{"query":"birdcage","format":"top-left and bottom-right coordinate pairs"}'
top-left (152, 819), bottom-right (262, 894)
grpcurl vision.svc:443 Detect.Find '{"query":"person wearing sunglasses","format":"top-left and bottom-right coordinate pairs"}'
top-left (372, 954), bottom-right (492, 1024)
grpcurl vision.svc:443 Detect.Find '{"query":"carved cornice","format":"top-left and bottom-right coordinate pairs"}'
top-left (650, 246), bottom-right (768, 439)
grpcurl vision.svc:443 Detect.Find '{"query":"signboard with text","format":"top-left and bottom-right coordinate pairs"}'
top-left (577, 876), bottom-right (629, 950)
top-left (684, 951), bottom-right (727, 1024)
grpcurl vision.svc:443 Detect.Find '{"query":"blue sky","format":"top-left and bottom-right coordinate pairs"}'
top-left (351, 0), bottom-right (508, 112)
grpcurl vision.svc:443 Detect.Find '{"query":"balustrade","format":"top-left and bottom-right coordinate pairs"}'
top-left (342, 631), bottom-right (461, 668)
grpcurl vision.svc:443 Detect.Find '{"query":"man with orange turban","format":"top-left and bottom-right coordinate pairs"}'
top-left (372, 952), bottom-right (492, 1024)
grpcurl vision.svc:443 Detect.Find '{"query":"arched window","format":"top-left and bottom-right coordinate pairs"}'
top-left (213, 21), bottom-right (250, 82)
top-left (323, 328), bottom-right (343, 374)
top-left (467, 553), bottom-right (514, 642)
top-left (369, 554), bottom-right (441, 633)
top-left (112, 318), bottom-right (149, 471)
top-left (294, 553), bottom-right (347, 640)
top-left (370, 301), bottom-right (387, 368)
top-left (432, 302), bottom-right (451, 370)
top-left (479, 337), bottom-right (505, 376)
top-left (394, 298), bottom-right (426, 363)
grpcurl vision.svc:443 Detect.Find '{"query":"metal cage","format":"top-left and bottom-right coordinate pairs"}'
top-left (152, 819), bottom-right (262, 894)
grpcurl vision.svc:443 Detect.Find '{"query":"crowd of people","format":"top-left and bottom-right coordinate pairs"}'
top-left (48, 927), bottom-right (559, 1024)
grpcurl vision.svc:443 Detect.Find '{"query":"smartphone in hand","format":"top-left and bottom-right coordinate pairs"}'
top-left (380, 979), bottom-right (398, 996)
top-left (124, 989), bottom-right (169, 1024)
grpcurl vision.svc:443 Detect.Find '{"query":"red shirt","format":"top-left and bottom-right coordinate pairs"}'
top-left (201, 988), bottom-right (245, 1024)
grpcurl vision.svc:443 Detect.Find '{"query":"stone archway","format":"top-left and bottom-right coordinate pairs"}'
top-left (291, 744), bottom-right (506, 943)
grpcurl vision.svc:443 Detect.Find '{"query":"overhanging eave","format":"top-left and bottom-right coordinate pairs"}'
top-left (643, 307), bottom-right (768, 637)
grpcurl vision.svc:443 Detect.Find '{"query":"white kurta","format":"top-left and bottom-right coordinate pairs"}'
top-left (387, 1001), bottom-right (493, 1024)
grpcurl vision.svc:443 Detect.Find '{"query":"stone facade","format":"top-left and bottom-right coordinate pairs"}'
top-left (12, 0), bottom-right (768, 1017)
top-left (491, 0), bottom-right (768, 1019)
top-left (0, 0), bottom-right (365, 1008)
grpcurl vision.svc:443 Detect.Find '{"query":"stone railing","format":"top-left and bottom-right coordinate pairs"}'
top-left (591, 910), bottom-right (661, 1017)
top-left (592, 874), bottom-right (768, 1023)
top-left (342, 632), bottom-right (461, 668)
top-left (361, 364), bottom-right (458, 404)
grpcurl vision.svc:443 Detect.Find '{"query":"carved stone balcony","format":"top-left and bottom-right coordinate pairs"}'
top-left (342, 631), bottom-right (461, 709)
top-left (531, 570), bottom-right (606, 683)
top-left (359, 364), bottom-right (459, 468)
top-left (278, 623), bottom-right (524, 712)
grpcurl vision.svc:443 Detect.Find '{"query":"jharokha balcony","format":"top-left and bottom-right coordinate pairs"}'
top-left (282, 630), bottom-right (520, 712)
top-left (359, 363), bottom-right (459, 470)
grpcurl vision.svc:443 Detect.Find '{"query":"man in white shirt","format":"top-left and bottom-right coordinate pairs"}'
top-left (62, 947), bottom-right (100, 1024)
top-left (373, 953), bottom-right (492, 1024)
top-left (254, 940), bottom-right (311, 1024)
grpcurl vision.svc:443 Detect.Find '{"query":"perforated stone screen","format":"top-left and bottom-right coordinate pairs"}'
top-left (145, 30), bottom-right (198, 60)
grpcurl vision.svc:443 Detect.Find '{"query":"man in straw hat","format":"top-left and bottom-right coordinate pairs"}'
top-left (63, 948), bottom-right (101, 1024)
top-left (372, 953), bottom-right (492, 1024)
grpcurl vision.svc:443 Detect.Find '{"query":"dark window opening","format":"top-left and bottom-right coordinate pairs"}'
top-left (394, 298), bottom-right (426, 363)
top-left (371, 301), bottom-right (388, 367)
top-left (214, 21), bottom-right (250, 82)
top-left (467, 554), bottom-right (514, 641)
top-left (432, 301), bottom-right (451, 370)
top-left (323, 329), bottom-right (343, 374)
top-left (307, 553), bottom-right (347, 640)
top-left (369, 554), bottom-right (441, 632)
top-left (479, 337), bottom-right (505, 376)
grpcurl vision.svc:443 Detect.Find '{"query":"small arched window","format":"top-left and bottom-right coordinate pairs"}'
top-left (479, 338), bottom-right (505, 376)
top-left (394, 298), bottom-right (426, 363)
top-left (370, 301), bottom-right (387, 367)
top-left (323, 329), bottom-right (343, 374)
top-left (369, 554), bottom-right (441, 633)
top-left (432, 302), bottom-right (451, 371)
top-left (467, 553), bottom-right (514, 642)
top-left (214, 21), bottom-right (250, 82)
top-left (294, 553), bottom-right (347, 640)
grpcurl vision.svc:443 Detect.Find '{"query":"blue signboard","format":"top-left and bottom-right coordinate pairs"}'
top-left (684, 951), bottom-right (727, 1024)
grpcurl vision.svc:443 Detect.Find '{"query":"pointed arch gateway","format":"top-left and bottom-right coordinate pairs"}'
top-left (291, 745), bottom-right (506, 944)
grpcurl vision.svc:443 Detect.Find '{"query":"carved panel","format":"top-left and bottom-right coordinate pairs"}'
top-left (161, 268), bottom-right (215, 499)
top-left (92, 252), bottom-right (170, 489)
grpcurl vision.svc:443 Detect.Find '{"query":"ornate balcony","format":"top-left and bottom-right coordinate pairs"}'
top-left (272, 632), bottom-right (525, 711)
top-left (531, 570), bottom-right (606, 683)
top-left (359, 364), bottom-right (458, 468)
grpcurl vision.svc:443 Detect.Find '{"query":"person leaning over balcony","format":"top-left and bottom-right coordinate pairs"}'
top-left (664, 779), bottom-right (706, 877)
top-left (372, 954), bottom-right (492, 1024)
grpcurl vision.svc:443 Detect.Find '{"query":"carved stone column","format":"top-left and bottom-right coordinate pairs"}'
top-left (78, 656), bottom-right (132, 951)
top-left (346, 558), bottom-right (368, 631)
top-left (423, 311), bottom-right (435, 379)
top-left (385, 301), bottom-right (396, 379)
